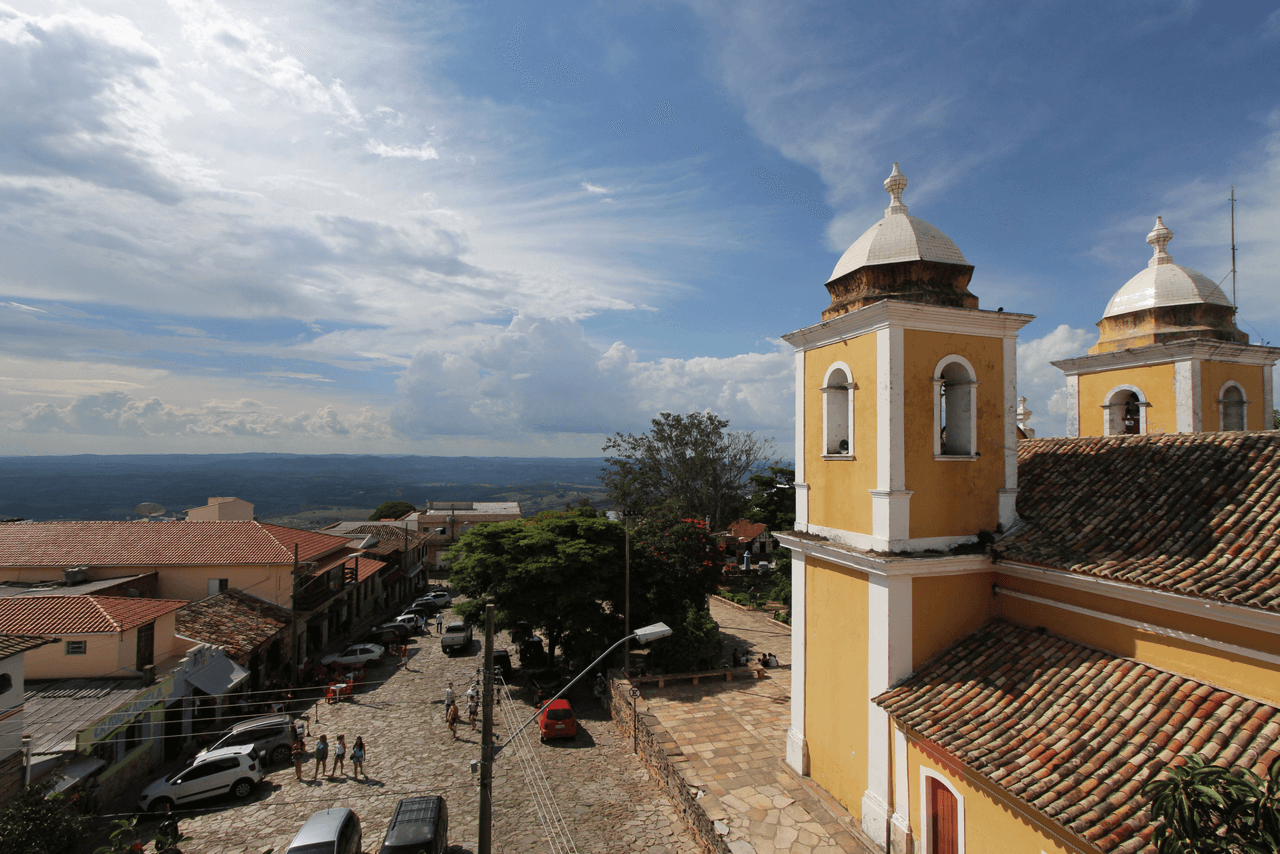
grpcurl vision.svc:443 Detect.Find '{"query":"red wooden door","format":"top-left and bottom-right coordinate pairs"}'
top-left (928, 777), bottom-right (958, 854)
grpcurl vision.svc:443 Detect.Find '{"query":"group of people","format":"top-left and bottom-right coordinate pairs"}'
top-left (730, 648), bottom-right (779, 668)
top-left (443, 681), bottom-right (480, 739)
top-left (291, 731), bottom-right (367, 782)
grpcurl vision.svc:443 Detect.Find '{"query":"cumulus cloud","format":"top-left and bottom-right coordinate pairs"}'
top-left (1016, 324), bottom-right (1094, 437)
top-left (366, 140), bottom-right (440, 161)
top-left (581, 181), bottom-right (609, 194)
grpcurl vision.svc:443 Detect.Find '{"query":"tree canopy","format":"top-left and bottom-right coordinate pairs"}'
top-left (0, 785), bottom-right (86, 854)
top-left (369, 500), bottom-right (416, 521)
top-left (1144, 755), bottom-right (1280, 853)
top-left (744, 466), bottom-right (795, 531)
top-left (602, 411), bottom-right (777, 531)
top-left (629, 516), bottom-right (725, 672)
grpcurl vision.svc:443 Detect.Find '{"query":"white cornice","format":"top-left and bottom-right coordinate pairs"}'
top-left (774, 531), bottom-right (990, 578)
top-left (996, 561), bottom-right (1280, 635)
top-left (1053, 339), bottom-right (1280, 375)
top-left (782, 301), bottom-right (1035, 352)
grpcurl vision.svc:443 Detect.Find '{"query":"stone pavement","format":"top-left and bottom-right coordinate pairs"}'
top-left (636, 598), bottom-right (875, 854)
top-left (108, 610), bottom-right (701, 854)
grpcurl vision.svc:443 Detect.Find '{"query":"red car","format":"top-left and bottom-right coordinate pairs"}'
top-left (537, 699), bottom-right (578, 742)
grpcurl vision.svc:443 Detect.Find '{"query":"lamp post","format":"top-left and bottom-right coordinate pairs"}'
top-left (624, 513), bottom-right (631, 675)
top-left (478, 620), bottom-right (673, 854)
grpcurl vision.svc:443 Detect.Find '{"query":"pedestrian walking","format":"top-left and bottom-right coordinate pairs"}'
top-left (291, 735), bottom-right (306, 781)
top-left (446, 700), bottom-right (460, 739)
top-left (350, 736), bottom-right (366, 780)
top-left (467, 696), bottom-right (478, 729)
top-left (313, 734), bottom-right (329, 779)
top-left (436, 612), bottom-right (443, 635)
top-left (444, 681), bottom-right (454, 711)
top-left (333, 734), bottom-right (347, 777)
top-left (400, 643), bottom-right (409, 667)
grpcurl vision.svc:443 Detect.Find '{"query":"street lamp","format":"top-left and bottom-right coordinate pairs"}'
top-left (478, 614), bottom-right (672, 854)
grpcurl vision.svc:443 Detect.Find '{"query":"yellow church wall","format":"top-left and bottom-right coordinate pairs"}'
top-left (911, 572), bottom-right (995, 670)
top-left (904, 732), bottom-right (1091, 854)
top-left (806, 556), bottom-right (869, 816)
top-left (902, 330), bottom-right (1004, 538)
top-left (995, 573), bottom-right (1280, 704)
top-left (1077, 363), bottom-right (1177, 436)
top-left (1199, 360), bottom-right (1267, 431)
top-left (803, 336), bottom-right (878, 535)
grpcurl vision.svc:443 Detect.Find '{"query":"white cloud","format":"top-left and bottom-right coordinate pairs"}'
top-left (1016, 324), bottom-right (1095, 437)
top-left (365, 140), bottom-right (439, 161)
top-left (581, 181), bottom-right (609, 194)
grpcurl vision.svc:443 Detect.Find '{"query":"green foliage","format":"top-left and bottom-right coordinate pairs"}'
top-left (369, 500), bottom-right (416, 521)
top-left (602, 412), bottom-right (777, 531)
top-left (449, 508), bottom-right (624, 666)
top-left (768, 569), bottom-right (792, 608)
top-left (93, 816), bottom-right (141, 854)
top-left (1274, 408), bottom-right (1279, 430)
top-left (645, 601), bottom-right (724, 673)
top-left (744, 466), bottom-right (795, 531)
top-left (1144, 755), bottom-right (1280, 853)
top-left (0, 784), bottom-right (88, 854)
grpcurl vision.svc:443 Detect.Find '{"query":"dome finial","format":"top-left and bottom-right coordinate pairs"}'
top-left (884, 162), bottom-right (908, 217)
top-left (1147, 216), bottom-right (1173, 267)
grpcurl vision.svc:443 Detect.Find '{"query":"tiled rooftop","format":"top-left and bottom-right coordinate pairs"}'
top-left (1003, 432), bottom-right (1280, 613)
top-left (0, 633), bottom-right (57, 661)
top-left (0, 521), bottom-right (352, 567)
top-left (0, 595), bottom-right (187, 634)
top-left (876, 620), bottom-right (1280, 854)
top-left (726, 520), bottom-right (769, 543)
top-left (333, 523), bottom-right (435, 557)
top-left (176, 589), bottom-right (292, 659)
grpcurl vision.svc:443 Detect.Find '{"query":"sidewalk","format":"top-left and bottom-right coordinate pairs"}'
top-left (636, 598), bottom-right (875, 854)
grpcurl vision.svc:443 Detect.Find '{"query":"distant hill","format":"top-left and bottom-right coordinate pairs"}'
top-left (0, 454), bottom-right (612, 527)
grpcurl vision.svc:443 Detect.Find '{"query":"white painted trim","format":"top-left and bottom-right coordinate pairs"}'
top-left (998, 488), bottom-right (1019, 532)
top-left (892, 726), bottom-right (912, 845)
top-left (823, 361), bottom-right (853, 387)
top-left (995, 561), bottom-right (1280, 635)
top-left (1175, 360), bottom-right (1197, 433)
top-left (776, 530), bottom-right (990, 577)
top-left (994, 584), bottom-right (1280, 668)
top-left (786, 551), bottom-right (808, 775)
top-left (783, 301), bottom-right (1034, 352)
top-left (934, 354), bottom-right (979, 456)
top-left (1102, 384), bottom-right (1148, 436)
top-left (795, 482), bottom-right (809, 528)
top-left (1065, 374), bottom-right (1080, 437)
top-left (1003, 337), bottom-right (1019, 491)
top-left (1053, 339), bottom-right (1280, 374)
top-left (822, 361), bottom-right (855, 456)
top-left (794, 350), bottom-right (806, 486)
top-left (1265, 366), bottom-right (1275, 431)
top-left (1190, 359), bottom-right (1203, 432)
top-left (920, 768), bottom-right (966, 854)
top-left (865, 573), bottom-right (912, 848)
top-left (1217, 379), bottom-right (1248, 432)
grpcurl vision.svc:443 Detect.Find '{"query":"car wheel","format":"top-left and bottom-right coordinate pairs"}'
top-left (232, 778), bottom-right (256, 799)
top-left (270, 744), bottom-right (291, 765)
top-left (148, 797), bottom-right (174, 814)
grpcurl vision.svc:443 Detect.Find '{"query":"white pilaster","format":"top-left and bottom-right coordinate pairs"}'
top-left (1000, 337), bottom-right (1020, 530)
top-left (1065, 374), bottom-right (1080, 437)
top-left (786, 552), bottom-right (808, 775)
top-left (794, 349), bottom-right (806, 485)
top-left (872, 326), bottom-right (909, 548)
top-left (863, 574), bottom-right (913, 847)
top-left (795, 483), bottom-right (810, 529)
top-left (1175, 359), bottom-right (1204, 433)
top-left (890, 726), bottom-right (913, 854)
top-left (1266, 366), bottom-right (1275, 430)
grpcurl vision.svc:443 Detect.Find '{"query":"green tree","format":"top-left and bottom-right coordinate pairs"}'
top-left (602, 412), bottom-right (777, 531)
top-left (629, 517), bottom-right (725, 672)
top-left (369, 500), bottom-right (416, 521)
top-left (1144, 755), bottom-right (1280, 853)
top-left (744, 466), bottom-right (796, 531)
top-left (646, 601), bottom-right (723, 673)
top-left (93, 816), bottom-right (140, 854)
top-left (0, 784), bottom-right (87, 854)
top-left (449, 508), bottom-right (624, 666)
top-left (1273, 408), bottom-right (1279, 430)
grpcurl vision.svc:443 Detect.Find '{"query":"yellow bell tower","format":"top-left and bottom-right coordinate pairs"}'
top-left (1054, 217), bottom-right (1280, 436)
top-left (784, 164), bottom-right (1033, 552)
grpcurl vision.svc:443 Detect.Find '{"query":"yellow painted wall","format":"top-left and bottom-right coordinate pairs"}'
top-left (995, 573), bottom-right (1280, 705)
top-left (905, 734), bottom-right (1091, 854)
top-left (804, 336), bottom-right (878, 535)
top-left (806, 556), bottom-right (868, 816)
top-left (23, 612), bottom-right (188, 679)
top-left (0, 564), bottom-right (294, 607)
top-left (911, 573), bottom-right (995, 670)
top-left (1200, 361), bottom-right (1268, 431)
top-left (1077, 363), bottom-right (1177, 436)
top-left (902, 330), bottom-right (1005, 538)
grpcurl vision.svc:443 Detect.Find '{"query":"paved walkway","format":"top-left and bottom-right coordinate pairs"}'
top-left (637, 599), bottom-right (875, 854)
top-left (102, 605), bottom-right (700, 854)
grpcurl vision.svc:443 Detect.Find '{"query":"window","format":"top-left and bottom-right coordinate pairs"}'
top-left (124, 721), bottom-right (142, 754)
top-left (822, 363), bottom-right (854, 456)
top-left (0, 673), bottom-right (11, 695)
top-left (921, 770), bottom-right (964, 854)
top-left (933, 356), bottom-right (978, 457)
top-left (66, 640), bottom-right (87, 655)
top-left (207, 578), bottom-right (229, 597)
top-left (1219, 382), bottom-right (1247, 431)
top-left (1103, 386), bottom-right (1147, 436)
top-left (136, 622), bottom-right (154, 670)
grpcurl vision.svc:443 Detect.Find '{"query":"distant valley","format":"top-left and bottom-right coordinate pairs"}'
top-left (0, 454), bottom-right (612, 528)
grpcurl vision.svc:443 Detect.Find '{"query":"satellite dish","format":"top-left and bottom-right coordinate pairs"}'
top-left (135, 502), bottom-right (167, 519)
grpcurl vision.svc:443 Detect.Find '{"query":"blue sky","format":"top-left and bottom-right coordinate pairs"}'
top-left (2, 0), bottom-right (1278, 456)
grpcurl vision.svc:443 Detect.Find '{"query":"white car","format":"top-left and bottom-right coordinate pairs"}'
top-left (421, 591), bottom-right (452, 608)
top-left (138, 745), bottom-right (262, 812)
top-left (394, 613), bottom-right (426, 634)
top-left (322, 642), bottom-right (385, 666)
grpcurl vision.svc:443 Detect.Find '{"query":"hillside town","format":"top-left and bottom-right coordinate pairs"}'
top-left (2, 162), bottom-right (1279, 854)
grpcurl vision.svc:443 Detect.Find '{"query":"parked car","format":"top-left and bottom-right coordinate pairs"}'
top-left (538, 698), bottom-right (578, 742)
top-left (392, 614), bottom-right (426, 634)
top-left (322, 643), bottom-right (385, 667)
top-left (378, 795), bottom-right (449, 854)
top-left (285, 807), bottom-right (362, 854)
top-left (409, 597), bottom-right (441, 613)
top-left (519, 636), bottom-right (546, 667)
top-left (138, 745), bottom-right (262, 812)
top-left (196, 714), bottom-right (296, 766)
top-left (375, 622), bottom-right (412, 641)
top-left (421, 590), bottom-right (452, 608)
top-left (440, 621), bottom-right (472, 655)
top-left (492, 649), bottom-right (513, 681)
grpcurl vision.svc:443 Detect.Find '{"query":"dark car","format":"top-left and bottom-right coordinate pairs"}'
top-left (492, 649), bottom-right (513, 682)
top-left (519, 636), bottom-right (546, 667)
top-left (378, 795), bottom-right (448, 854)
top-left (376, 622), bottom-right (412, 641)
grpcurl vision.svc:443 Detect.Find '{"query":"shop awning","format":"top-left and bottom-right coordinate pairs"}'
top-left (187, 656), bottom-right (250, 696)
top-left (406, 563), bottom-right (424, 578)
top-left (49, 755), bottom-right (106, 793)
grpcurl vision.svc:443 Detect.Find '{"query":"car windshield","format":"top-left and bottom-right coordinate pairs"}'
top-left (546, 708), bottom-right (573, 721)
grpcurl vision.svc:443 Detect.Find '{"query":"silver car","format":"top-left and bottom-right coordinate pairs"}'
top-left (197, 714), bottom-right (296, 765)
top-left (285, 807), bottom-right (362, 854)
top-left (138, 745), bottom-right (262, 812)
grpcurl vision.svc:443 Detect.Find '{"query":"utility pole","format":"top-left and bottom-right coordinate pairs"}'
top-left (1229, 185), bottom-right (1237, 311)
top-left (624, 515), bottom-right (631, 676)
top-left (479, 603), bottom-right (495, 854)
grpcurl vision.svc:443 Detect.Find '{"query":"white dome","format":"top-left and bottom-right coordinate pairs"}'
top-left (826, 163), bottom-right (968, 284)
top-left (1101, 217), bottom-right (1232, 318)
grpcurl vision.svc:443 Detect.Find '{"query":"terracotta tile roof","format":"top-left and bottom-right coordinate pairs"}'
top-left (876, 620), bottom-right (1280, 854)
top-left (340, 524), bottom-right (434, 557)
top-left (0, 634), bottom-right (57, 660)
top-left (356, 557), bottom-right (386, 583)
top-left (1003, 432), bottom-right (1280, 613)
top-left (0, 595), bottom-right (187, 635)
top-left (0, 521), bottom-right (352, 568)
top-left (175, 590), bottom-right (291, 659)
top-left (726, 520), bottom-right (769, 542)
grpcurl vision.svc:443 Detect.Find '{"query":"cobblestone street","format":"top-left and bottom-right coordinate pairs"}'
top-left (125, 623), bottom-right (700, 854)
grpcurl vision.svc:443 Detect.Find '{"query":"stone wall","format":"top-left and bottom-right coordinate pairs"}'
top-left (605, 671), bottom-right (731, 854)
